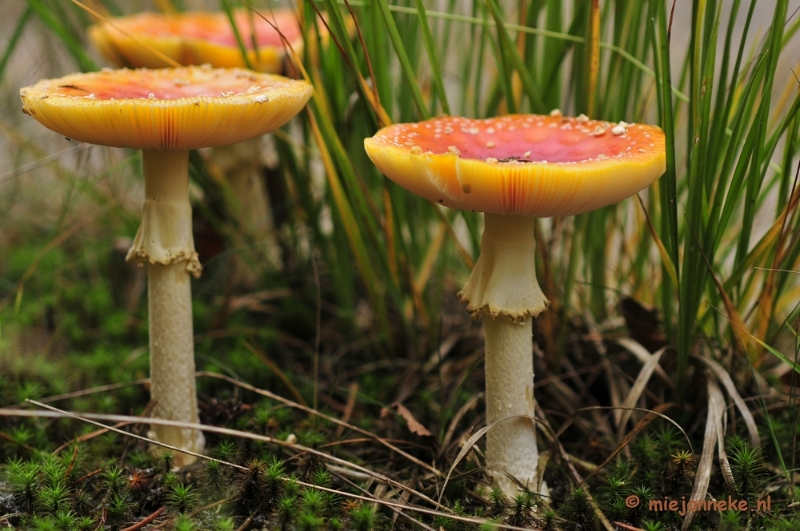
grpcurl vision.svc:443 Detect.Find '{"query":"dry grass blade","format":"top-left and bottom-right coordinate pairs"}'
top-left (541, 370), bottom-right (610, 436)
top-left (694, 354), bottom-right (760, 448)
top-left (0, 430), bottom-right (35, 452)
top-left (334, 381), bottom-right (359, 438)
top-left (68, 0), bottom-right (181, 68)
top-left (332, 469), bottom-right (438, 531)
top-left (53, 421), bottom-right (136, 454)
top-left (636, 193), bottom-right (678, 286)
top-left (439, 391), bottom-right (483, 458)
top-left (0, 144), bottom-right (89, 184)
top-left (681, 377), bottom-right (725, 531)
top-left (242, 340), bottom-right (308, 406)
top-left (197, 371), bottom-right (441, 476)
top-left (754, 163), bottom-right (800, 359)
top-left (437, 413), bottom-right (537, 507)
top-left (615, 346), bottom-right (669, 437)
top-left (13, 402), bottom-right (444, 508)
top-left (8, 378), bottom-right (149, 408)
top-left (21, 401), bottom-right (244, 468)
top-left (556, 405), bottom-right (692, 453)
top-left (2, 404), bottom-right (544, 530)
top-left (582, 403), bottom-right (674, 484)
top-left (713, 389), bottom-right (735, 491)
top-left (583, 310), bottom-right (624, 428)
top-left (615, 338), bottom-right (673, 387)
top-left (390, 403), bottom-right (433, 437)
top-left (754, 266), bottom-right (800, 275)
top-left (412, 221), bottom-right (447, 304)
top-left (340, 0), bottom-right (390, 126)
top-left (119, 506), bottom-right (165, 531)
top-left (534, 406), bottom-right (616, 531)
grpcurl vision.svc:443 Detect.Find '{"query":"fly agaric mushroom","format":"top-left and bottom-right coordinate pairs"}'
top-left (20, 66), bottom-right (312, 466)
top-left (88, 9), bottom-right (303, 72)
top-left (89, 9), bottom-right (305, 280)
top-left (364, 114), bottom-right (665, 495)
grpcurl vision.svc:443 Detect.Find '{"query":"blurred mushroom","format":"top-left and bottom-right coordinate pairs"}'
top-left (88, 9), bottom-right (303, 72)
top-left (89, 9), bottom-right (305, 282)
top-left (20, 66), bottom-right (312, 465)
top-left (365, 113), bottom-right (666, 495)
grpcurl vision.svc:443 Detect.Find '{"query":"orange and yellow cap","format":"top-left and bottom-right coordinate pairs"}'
top-left (88, 9), bottom-right (302, 73)
top-left (20, 66), bottom-right (312, 151)
top-left (364, 114), bottom-right (666, 218)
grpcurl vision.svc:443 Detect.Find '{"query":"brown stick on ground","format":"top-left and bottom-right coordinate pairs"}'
top-left (120, 506), bottom-right (165, 531)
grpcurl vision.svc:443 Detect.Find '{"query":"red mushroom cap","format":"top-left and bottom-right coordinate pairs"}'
top-left (364, 114), bottom-right (666, 218)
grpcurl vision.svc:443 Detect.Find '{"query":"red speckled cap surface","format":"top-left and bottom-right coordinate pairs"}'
top-left (364, 114), bottom-right (666, 217)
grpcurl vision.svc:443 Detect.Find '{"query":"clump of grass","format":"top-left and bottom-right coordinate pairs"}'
top-left (728, 437), bottom-right (767, 504)
top-left (560, 487), bottom-right (594, 530)
top-left (349, 504), bottom-right (376, 531)
top-left (6, 457), bottom-right (40, 513)
top-left (166, 483), bottom-right (199, 514)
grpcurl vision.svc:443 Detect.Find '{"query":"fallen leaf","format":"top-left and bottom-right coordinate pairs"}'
top-left (391, 403), bottom-right (432, 437)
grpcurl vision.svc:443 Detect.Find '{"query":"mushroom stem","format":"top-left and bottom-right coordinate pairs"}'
top-left (485, 316), bottom-right (537, 496)
top-left (148, 262), bottom-right (204, 463)
top-left (213, 138), bottom-right (281, 286)
top-left (460, 213), bottom-right (546, 496)
top-left (459, 214), bottom-right (548, 321)
top-left (131, 149), bottom-right (204, 466)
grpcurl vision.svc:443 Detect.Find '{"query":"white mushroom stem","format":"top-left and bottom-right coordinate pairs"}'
top-left (213, 137), bottom-right (281, 287)
top-left (127, 150), bottom-right (204, 466)
top-left (148, 262), bottom-right (203, 463)
top-left (485, 315), bottom-right (537, 496)
top-left (458, 213), bottom-right (548, 496)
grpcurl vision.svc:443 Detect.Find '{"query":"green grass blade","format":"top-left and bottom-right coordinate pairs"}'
top-left (373, 0), bottom-right (429, 119)
top-left (218, 0), bottom-right (253, 70)
top-left (413, 0), bottom-right (450, 115)
top-left (677, 0), bottom-right (719, 390)
top-left (650, 0), bottom-right (679, 336)
top-left (734, 0), bottom-right (789, 274)
top-left (315, 0), bottom-right (382, 128)
top-left (0, 6), bottom-right (33, 81)
top-left (485, 0), bottom-right (546, 113)
top-left (27, 0), bottom-right (97, 72)
top-left (481, 1), bottom-right (517, 113)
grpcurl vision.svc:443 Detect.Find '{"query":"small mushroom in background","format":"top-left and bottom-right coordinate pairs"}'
top-left (20, 66), bottom-right (312, 466)
top-left (365, 113), bottom-right (666, 496)
top-left (89, 9), bottom-right (306, 283)
top-left (88, 9), bottom-right (303, 73)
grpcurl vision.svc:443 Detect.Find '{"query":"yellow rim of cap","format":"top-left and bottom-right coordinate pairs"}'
top-left (364, 114), bottom-right (666, 218)
top-left (20, 66), bottom-right (313, 151)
